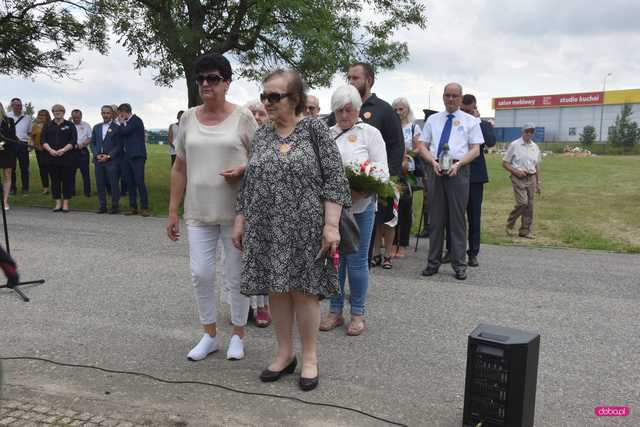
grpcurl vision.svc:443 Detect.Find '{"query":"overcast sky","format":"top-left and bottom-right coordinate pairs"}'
top-left (3, 0), bottom-right (639, 128)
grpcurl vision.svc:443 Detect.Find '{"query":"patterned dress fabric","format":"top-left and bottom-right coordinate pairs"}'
top-left (237, 117), bottom-right (351, 299)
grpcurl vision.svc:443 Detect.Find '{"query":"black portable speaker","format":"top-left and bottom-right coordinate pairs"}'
top-left (462, 324), bottom-right (540, 427)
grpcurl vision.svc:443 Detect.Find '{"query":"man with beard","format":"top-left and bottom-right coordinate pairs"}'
top-left (327, 63), bottom-right (404, 269)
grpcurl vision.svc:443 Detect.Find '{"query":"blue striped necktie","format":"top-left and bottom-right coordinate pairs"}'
top-left (437, 114), bottom-right (455, 157)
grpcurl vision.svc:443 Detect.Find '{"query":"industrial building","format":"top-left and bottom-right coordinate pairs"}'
top-left (493, 89), bottom-right (640, 142)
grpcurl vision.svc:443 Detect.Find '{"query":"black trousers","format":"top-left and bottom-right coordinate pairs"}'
top-left (72, 149), bottom-right (91, 196)
top-left (466, 183), bottom-right (484, 257)
top-left (49, 164), bottom-right (74, 200)
top-left (35, 150), bottom-right (49, 189)
top-left (394, 191), bottom-right (414, 247)
top-left (11, 144), bottom-right (29, 192)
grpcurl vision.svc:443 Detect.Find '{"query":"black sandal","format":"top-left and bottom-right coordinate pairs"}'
top-left (382, 256), bottom-right (393, 269)
top-left (370, 254), bottom-right (382, 267)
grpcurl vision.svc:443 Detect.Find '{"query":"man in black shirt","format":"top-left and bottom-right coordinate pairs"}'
top-left (327, 63), bottom-right (404, 268)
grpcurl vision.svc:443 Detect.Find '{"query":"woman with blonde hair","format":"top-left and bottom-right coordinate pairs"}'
top-left (41, 104), bottom-right (77, 212)
top-left (391, 97), bottom-right (424, 258)
top-left (0, 103), bottom-right (18, 209)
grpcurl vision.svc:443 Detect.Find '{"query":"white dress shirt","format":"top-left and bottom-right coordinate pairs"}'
top-left (331, 121), bottom-right (389, 214)
top-left (419, 109), bottom-right (483, 160)
top-left (101, 122), bottom-right (112, 139)
top-left (6, 111), bottom-right (33, 142)
top-left (74, 121), bottom-right (92, 148)
top-left (503, 138), bottom-right (541, 174)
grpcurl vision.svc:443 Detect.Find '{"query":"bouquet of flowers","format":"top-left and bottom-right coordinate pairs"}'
top-left (344, 160), bottom-right (397, 200)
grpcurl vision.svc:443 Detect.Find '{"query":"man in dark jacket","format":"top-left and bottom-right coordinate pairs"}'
top-left (117, 103), bottom-right (150, 216)
top-left (461, 94), bottom-right (496, 266)
top-left (91, 105), bottom-right (123, 214)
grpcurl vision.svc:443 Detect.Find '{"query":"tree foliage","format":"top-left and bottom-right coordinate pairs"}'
top-left (608, 104), bottom-right (639, 150)
top-left (0, 1), bottom-right (108, 77)
top-left (579, 125), bottom-right (596, 148)
top-left (110, 0), bottom-right (427, 106)
top-left (1, 0), bottom-right (426, 107)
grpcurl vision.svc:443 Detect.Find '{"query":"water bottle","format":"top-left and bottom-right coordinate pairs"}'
top-left (439, 144), bottom-right (452, 176)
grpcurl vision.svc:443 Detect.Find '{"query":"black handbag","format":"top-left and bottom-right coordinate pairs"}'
top-left (308, 120), bottom-right (360, 255)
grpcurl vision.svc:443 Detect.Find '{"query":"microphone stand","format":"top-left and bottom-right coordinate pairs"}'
top-left (0, 141), bottom-right (45, 302)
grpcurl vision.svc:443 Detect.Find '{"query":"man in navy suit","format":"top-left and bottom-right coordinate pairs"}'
top-left (91, 105), bottom-right (123, 214)
top-left (117, 103), bottom-right (150, 216)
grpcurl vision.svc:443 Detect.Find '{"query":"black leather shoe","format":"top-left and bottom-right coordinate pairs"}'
top-left (421, 267), bottom-right (438, 277)
top-left (299, 372), bottom-right (319, 391)
top-left (455, 270), bottom-right (467, 280)
top-left (96, 208), bottom-right (108, 214)
top-left (468, 255), bottom-right (479, 267)
top-left (260, 357), bottom-right (297, 382)
top-left (441, 252), bottom-right (451, 264)
top-left (109, 207), bottom-right (120, 215)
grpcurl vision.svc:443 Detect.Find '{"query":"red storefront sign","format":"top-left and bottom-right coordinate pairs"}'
top-left (494, 91), bottom-right (604, 109)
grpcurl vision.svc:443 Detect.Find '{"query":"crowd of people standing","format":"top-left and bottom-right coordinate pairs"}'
top-left (0, 99), bottom-right (151, 216)
top-left (163, 52), bottom-right (542, 394)
top-left (0, 52), bottom-right (542, 394)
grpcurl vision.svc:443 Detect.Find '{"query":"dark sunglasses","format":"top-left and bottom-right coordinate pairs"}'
top-left (196, 74), bottom-right (225, 86)
top-left (524, 129), bottom-right (535, 134)
top-left (260, 92), bottom-right (291, 104)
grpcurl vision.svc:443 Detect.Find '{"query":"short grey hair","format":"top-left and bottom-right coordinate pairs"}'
top-left (444, 82), bottom-right (463, 95)
top-left (391, 97), bottom-right (415, 123)
top-left (331, 85), bottom-right (362, 112)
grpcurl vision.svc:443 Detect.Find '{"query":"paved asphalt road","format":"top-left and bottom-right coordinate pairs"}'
top-left (0, 207), bottom-right (638, 426)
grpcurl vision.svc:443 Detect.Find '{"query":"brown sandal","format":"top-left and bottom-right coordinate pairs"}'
top-left (319, 314), bottom-right (344, 331)
top-left (347, 317), bottom-right (366, 336)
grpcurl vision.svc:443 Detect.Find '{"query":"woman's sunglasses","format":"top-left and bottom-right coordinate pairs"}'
top-left (196, 74), bottom-right (225, 86)
top-left (260, 92), bottom-right (291, 104)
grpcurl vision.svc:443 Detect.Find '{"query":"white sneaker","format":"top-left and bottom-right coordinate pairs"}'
top-left (226, 335), bottom-right (245, 360)
top-left (187, 334), bottom-right (218, 361)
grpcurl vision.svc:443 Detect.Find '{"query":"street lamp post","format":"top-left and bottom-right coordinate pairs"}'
top-left (599, 72), bottom-right (612, 143)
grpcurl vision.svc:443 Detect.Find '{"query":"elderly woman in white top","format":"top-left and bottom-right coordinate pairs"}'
top-left (166, 53), bottom-right (257, 361)
top-left (319, 85), bottom-right (389, 336)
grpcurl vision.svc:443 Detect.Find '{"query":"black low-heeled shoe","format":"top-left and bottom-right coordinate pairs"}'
top-left (259, 357), bottom-right (297, 382)
top-left (52, 207), bottom-right (62, 212)
top-left (299, 370), bottom-right (319, 392)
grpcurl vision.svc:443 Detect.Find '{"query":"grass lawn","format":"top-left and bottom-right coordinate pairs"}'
top-left (8, 145), bottom-right (640, 253)
top-left (412, 154), bottom-right (640, 253)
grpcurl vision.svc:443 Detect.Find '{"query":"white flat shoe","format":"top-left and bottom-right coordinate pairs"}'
top-left (226, 335), bottom-right (245, 360)
top-left (187, 334), bottom-right (218, 361)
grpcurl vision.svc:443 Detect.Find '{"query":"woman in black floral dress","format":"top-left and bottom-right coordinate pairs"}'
top-left (233, 69), bottom-right (350, 391)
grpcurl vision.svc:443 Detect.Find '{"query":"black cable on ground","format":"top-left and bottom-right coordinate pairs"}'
top-left (0, 356), bottom-right (408, 427)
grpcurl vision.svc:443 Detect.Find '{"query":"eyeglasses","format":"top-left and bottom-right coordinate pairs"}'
top-left (196, 74), bottom-right (225, 86)
top-left (524, 129), bottom-right (535, 134)
top-left (260, 92), bottom-right (291, 104)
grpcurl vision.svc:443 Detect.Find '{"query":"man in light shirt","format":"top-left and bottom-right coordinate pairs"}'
top-left (502, 124), bottom-right (541, 239)
top-left (6, 98), bottom-right (32, 194)
top-left (415, 83), bottom-right (482, 280)
top-left (70, 109), bottom-right (93, 197)
top-left (304, 95), bottom-right (321, 117)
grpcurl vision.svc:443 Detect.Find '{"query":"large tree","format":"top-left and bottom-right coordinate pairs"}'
top-left (111, 0), bottom-right (426, 106)
top-left (0, 1), bottom-right (107, 77)
top-left (2, 1), bottom-right (426, 107)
